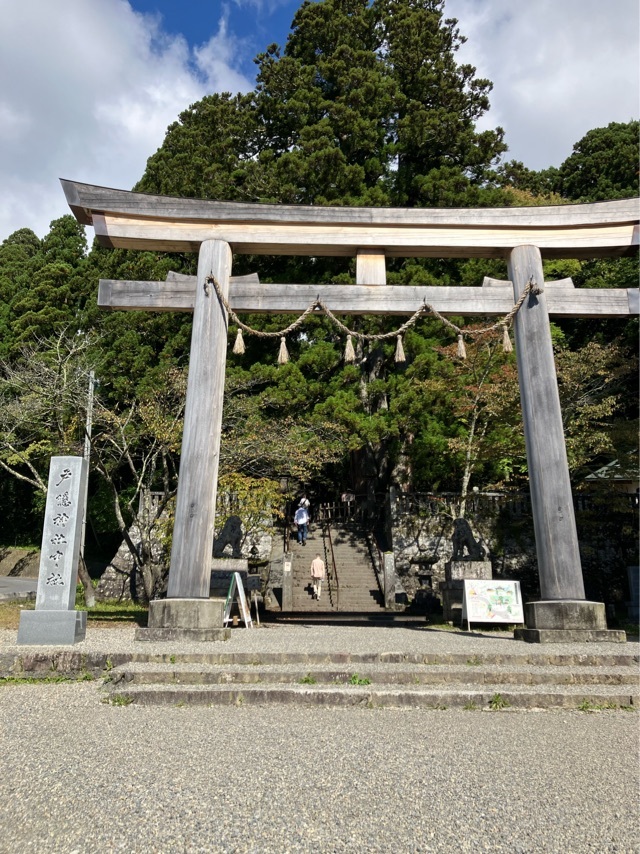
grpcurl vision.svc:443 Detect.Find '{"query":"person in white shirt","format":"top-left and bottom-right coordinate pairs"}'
top-left (310, 554), bottom-right (325, 600)
top-left (294, 504), bottom-right (310, 545)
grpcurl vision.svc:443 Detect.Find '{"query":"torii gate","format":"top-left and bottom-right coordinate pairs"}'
top-left (62, 181), bottom-right (639, 642)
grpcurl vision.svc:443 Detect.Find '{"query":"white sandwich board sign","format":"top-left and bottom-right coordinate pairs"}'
top-left (223, 571), bottom-right (253, 628)
top-left (462, 579), bottom-right (524, 631)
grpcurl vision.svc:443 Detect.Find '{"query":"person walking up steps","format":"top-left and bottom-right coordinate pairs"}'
top-left (294, 503), bottom-right (310, 545)
top-left (310, 553), bottom-right (325, 600)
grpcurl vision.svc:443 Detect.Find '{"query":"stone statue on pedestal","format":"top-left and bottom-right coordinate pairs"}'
top-left (451, 518), bottom-right (485, 561)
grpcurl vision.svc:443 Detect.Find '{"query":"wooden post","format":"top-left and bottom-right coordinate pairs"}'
top-left (167, 239), bottom-right (232, 599)
top-left (356, 249), bottom-right (386, 285)
top-left (509, 245), bottom-right (585, 600)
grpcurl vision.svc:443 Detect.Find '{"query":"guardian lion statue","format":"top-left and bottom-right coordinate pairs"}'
top-left (451, 518), bottom-right (485, 561)
top-left (213, 515), bottom-right (243, 558)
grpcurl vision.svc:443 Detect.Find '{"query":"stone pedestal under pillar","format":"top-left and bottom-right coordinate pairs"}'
top-left (135, 598), bottom-right (230, 642)
top-left (441, 561), bottom-right (492, 624)
top-left (514, 600), bottom-right (626, 643)
top-left (17, 610), bottom-right (87, 645)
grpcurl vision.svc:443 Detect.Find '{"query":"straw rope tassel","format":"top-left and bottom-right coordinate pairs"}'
top-left (232, 328), bottom-right (245, 355)
top-left (457, 333), bottom-right (467, 359)
top-left (502, 323), bottom-right (513, 354)
top-left (204, 274), bottom-right (533, 368)
top-left (344, 334), bottom-right (356, 363)
top-left (277, 336), bottom-right (290, 364)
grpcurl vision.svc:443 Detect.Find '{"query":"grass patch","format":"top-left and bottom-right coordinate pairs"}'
top-left (423, 619), bottom-right (461, 632)
top-left (577, 699), bottom-right (635, 712)
top-left (0, 596), bottom-right (148, 631)
top-left (488, 693), bottom-right (511, 710)
top-left (1, 670), bottom-right (95, 685)
top-left (104, 693), bottom-right (134, 706)
top-left (348, 673), bottom-right (371, 686)
top-left (0, 601), bottom-right (34, 630)
top-left (463, 700), bottom-right (479, 711)
top-left (300, 673), bottom-right (317, 685)
top-left (1, 675), bottom-right (73, 685)
top-left (79, 599), bottom-right (148, 627)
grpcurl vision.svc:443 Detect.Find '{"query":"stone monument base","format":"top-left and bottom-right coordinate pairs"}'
top-left (441, 561), bottom-right (492, 623)
top-left (514, 600), bottom-right (626, 644)
top-left (17, 610), bottom-right (87, 645)
top-left (135, 597), bottom-right (230, 642)
top-left (445, 561), bottom-right (493, 582)
top-left (210, 558), bottom-right (261, 599)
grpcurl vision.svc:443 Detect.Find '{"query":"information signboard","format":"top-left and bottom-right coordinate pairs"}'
top-left (461, 579), bottom-right (524, 631)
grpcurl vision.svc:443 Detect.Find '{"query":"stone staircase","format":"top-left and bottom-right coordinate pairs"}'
top-left (290, 522), bottom-right (384, 613)
top-left (103, 649), bottom-right (640, 709)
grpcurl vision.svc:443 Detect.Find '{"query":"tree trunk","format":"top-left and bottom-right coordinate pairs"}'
top-left (77, 557), bottom-right (95, 607)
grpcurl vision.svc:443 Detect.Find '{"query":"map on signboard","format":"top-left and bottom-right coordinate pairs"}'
top-left (462, 580), bottom-right (524, 625)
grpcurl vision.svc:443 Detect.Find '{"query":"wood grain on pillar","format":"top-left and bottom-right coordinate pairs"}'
top-left (509, 245), bottom-right (585, 600)
top-left (167, 240), bottom-right (231, 599)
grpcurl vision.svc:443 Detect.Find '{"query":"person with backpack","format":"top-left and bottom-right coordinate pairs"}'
top-left (294, 503), bottom-right (310, 545)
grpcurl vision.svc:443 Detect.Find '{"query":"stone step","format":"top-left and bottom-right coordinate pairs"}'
top-left (105, 681), bottom-right (639, 710)
top-left (4, 648), bottom-right (638, 680)
top-left (293, 590), bottom-right (381, 601)
top-left (103, 650), bottom-right (640, 708)
top-left (109, 661), bottom-right (640, 687)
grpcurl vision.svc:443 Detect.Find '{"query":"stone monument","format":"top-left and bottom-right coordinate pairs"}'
top-left (17, 456), bottom-right (88, 645)
top-left (441, 518), bottom-right (492, 624)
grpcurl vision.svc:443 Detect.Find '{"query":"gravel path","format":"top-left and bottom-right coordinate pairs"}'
top-left (2, 624), bottom-right (639, 660)
top-left (1, 624), bottom-right (638, 852)
top-left (0, 682), bottom-right (638, 853)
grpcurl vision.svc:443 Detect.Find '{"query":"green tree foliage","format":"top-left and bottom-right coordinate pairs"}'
top-left (138, 0), bottom-right (506, 208)
top-left (9, 217), bottom-right (89, 350)
top-left (132, 0), bottom-right (513, 501)
top-left (557, 121), bottom-right (639, 202)
top-left (498, 120), bottom-right (639, 204)
top-left (215, 472), bottom-right (285, 553)
top-left (0, 0), bottom-right (636, 564)
top-left (555, 340), bottom-right (638, 478)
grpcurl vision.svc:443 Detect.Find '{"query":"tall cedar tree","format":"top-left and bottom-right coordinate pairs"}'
top-left (134, 0), bottom-right (513, 497)
top-left (138, 0), bottom-right (507, 208)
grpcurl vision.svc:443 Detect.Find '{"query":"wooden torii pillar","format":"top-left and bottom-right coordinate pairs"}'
top-left (63, 181), bottom-right (639, 641)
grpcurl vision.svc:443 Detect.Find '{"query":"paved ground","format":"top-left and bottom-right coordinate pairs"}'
top-left (0, 576), bottom-right (37, 601)
top-left (1, 624), bottom-right (639, 852)
top-left (2, 622), bottom-right (639, 659)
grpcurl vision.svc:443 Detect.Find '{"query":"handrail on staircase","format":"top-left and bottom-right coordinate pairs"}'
top-left (283, 499), bottom-right (291, 554)
top-left (364, 531), bottom-right (386, 604)
top-left (323, 523), bottom-right (340, 611)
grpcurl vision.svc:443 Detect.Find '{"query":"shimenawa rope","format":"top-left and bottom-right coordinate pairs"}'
top-left (206, 276), bottom-right (536, 363)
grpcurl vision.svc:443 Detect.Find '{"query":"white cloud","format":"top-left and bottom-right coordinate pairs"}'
top-left (445, 0), bottom-right (640, 169)
top-left (0, 0), bottom-right (253, 243)
top-left (194, 8), bottom-right (254, 93)
top-left (1, 0), bottom-right (637, 245)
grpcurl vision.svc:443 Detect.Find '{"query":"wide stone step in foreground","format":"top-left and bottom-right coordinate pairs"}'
top-left (103, 652), bottom-right (639, 710)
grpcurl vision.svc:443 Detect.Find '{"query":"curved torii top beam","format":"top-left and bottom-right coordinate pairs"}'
top-left (61, 180), bottom-right (639, 260)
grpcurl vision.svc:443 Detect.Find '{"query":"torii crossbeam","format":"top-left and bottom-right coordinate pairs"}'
top-left (63, 180), bottom-right (639, 642)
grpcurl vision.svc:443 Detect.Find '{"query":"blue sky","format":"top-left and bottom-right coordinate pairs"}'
top-left (0, 0), bottom-right (638, 242)
top-left (129, 0), bottom-right (301, 75)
